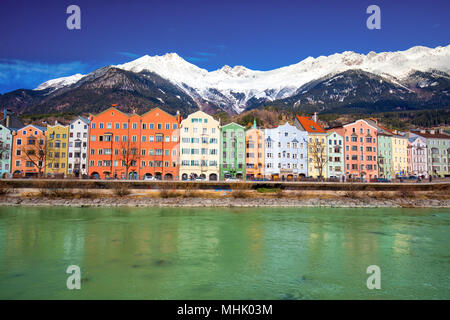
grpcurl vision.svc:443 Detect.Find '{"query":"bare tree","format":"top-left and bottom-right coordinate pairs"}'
top-left (377, 155), bottom-right (385, 178)
top-left (119, 140), bottom-right (140, 179)
top-left (309, 138), bottom-right (328, 179)
top-left (18, 135), bottom-right (46, 177)
top-left (0, 140), bottom-right (10, 160)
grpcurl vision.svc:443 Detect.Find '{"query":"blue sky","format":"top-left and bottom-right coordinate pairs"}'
top-left (0, 0), bottom-right (448, 93)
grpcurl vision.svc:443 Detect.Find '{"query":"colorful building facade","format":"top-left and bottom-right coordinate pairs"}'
top-left (139, 108), bottom-right (182, 180)
top-left (412, 130), bottom-right (450, 177)
top-left (179, 110), bottom-right (220, 181)
top-left (0, 124), bottom-right (12, 177)
top-left (220, 122), bottom-right (245, 180)
top-left (408, 136), bottom-right (428, 177)
top-left (11, 125), bottom-right (46, 178)
top-left (245, 121), bottom-right (265, 180)
top-left (377, 133), bottom-right (393, 179)
top-left (68, 117), bottom-right (90, 177)
top-left (88, 107), bottom-right (137, 180)
top-left (392, 135), bottom-right (408, 177)
top-left (337, 119), bottom-right (379, 180)
top-left (45, 122), bottom-right (69, 177)
top-left (264, 122), bottom-right (308, 181)
top-left (326, 130), bottom-right (344, 179)
top-left (295, 115), bottom-right (327, 178)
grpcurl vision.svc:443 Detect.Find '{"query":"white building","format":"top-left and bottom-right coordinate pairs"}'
top-left (408, 136), bottom-right (428, 177)
top-left (326, 131), bottom-right (344, 179)
top-left (67, 117), bottom-right (89, 177)
top-left (179, 111), bottom-right (221, 181)
top-left (264, 122), bottom-right (308, 181)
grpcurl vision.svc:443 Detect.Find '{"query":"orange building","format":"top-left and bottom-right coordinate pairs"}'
top-left (139, 108), bottom-right (181, 180)
top-left (11, 124), bottom-right (47, 178)
top-left (245, 120), bottom-right (265, 180)
top-left (88, 107), bottom-right (137, 180)
top-left (88, 106), bottom-right (181, 180)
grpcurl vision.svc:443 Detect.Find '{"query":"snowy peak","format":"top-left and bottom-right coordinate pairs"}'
top-left (35, 73), bottom-right (85, 91)
top-left (32, 44), bottom-right (450, 114)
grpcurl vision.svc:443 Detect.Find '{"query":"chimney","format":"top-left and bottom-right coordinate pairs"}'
top-left (312, 112), bottom-right (318, 123)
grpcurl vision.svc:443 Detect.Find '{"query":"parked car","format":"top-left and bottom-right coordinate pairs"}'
top-left (143, 175), bottom-right (156, 181)
top-left (370, 178), bottom-right (391, 183)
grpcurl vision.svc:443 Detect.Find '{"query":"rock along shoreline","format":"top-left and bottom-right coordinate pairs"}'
top-left (1, 197), bottom-right (449, 208)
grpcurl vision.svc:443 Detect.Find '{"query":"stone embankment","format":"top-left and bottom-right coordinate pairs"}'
top-left (1, 196), bottom-right (449, 208)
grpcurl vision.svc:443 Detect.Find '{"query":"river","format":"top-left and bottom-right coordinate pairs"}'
top-left (0, 206), bottom-right (449, 299)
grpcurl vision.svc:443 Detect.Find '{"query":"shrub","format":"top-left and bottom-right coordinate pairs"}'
top-left (0, 181), bottom-right (14, 196)
top-left (256, 187), bottom-right (280, 193)
top-left (111, 183), bottom-right (131, 197)
top-left (183, 183), bottom-right (199, 198)
top-left (396, 187), bottom-right (415, 198)
top-left (75, 190), bottom-right (98, 199)
top-left (344, 191), bottom-right (360, 198)
top-left (231, 189), bottom-right (250, 198)
top-left (276, 188), bottom-right (284, 198)
top-left (159, 189), bottom-right (182, 198)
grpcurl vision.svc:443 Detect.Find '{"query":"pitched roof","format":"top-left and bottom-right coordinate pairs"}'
top-left (413, 131), bottom-right (450, 139)
top-left (70, 116), bottom-right (89, 125)
top-left (295, 116), bottom-right (326, 133)
top-left (16, 124), bottom-right (46, 132)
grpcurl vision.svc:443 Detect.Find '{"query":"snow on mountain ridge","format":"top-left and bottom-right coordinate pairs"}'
top-left (34, 45), bottom-right (450, 113)
top-left (36, 73), bottom-right (85, 91)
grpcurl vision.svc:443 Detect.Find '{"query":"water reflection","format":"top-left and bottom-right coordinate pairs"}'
top-left (0, 207), bottom-right (449, 299)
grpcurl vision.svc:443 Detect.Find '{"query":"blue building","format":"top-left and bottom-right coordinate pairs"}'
top-left (0, 124), bottom-right (12, 178)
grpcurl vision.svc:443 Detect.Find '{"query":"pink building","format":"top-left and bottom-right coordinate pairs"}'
top-left (335, 119), bottom-right (379, 180)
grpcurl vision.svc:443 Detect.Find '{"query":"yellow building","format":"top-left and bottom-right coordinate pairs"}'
top-left (294, 115), bottom-right (327, 178)
top-left (245, 120), bottom-right (265, 180)
top-left (179, 110), bottom-right (221, 181)
top-left (45, 121), bottom-right (69, 177)
top-left (392, 135), bottom-right (408, 177)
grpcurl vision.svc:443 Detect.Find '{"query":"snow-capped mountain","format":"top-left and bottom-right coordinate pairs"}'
top-left (35, 73), bottom-right (85, 92)
top-left (2, 44), bottom-right (444, 116)
top-left (33, 45), bottom-right (450, 113)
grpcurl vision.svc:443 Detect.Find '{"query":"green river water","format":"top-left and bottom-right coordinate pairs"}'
top-left (0, 206), bottom-right (449, 299)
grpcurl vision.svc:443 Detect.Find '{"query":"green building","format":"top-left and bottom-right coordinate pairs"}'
top-left (377, 132), bottom-right (393, 179)
top-left (220, 122), bottom-right (246, 180)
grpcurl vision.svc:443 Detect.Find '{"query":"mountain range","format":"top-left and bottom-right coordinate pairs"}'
top-left (1, 45), bottom-right (449, 116)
